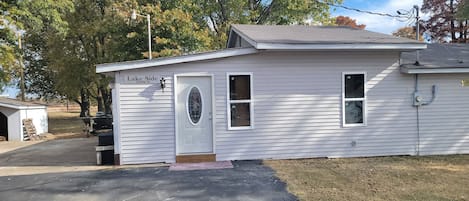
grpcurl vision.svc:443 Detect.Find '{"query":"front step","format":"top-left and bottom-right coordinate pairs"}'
top-left (176, 154), bottom-right (216, 163)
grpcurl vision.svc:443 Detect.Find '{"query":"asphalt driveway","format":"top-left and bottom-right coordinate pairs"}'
top-left (0, 160), bottom-right (297, 201)
top-left (0, 138), bottom-right (96, 167)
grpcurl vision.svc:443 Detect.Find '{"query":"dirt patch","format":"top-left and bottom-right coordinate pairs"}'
top-left (265, 155), bottom-right (469, 201)
top-left (47, 110), bottom-right (104, 139)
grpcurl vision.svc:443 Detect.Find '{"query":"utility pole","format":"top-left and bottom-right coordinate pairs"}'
top-left (17, 33), bottom-right (26, 101)
top-left (414, 5), bottom-right (420, 65)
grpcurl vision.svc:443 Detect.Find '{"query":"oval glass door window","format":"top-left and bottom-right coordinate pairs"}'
top-left (187, 87), bottom-right (202, 124)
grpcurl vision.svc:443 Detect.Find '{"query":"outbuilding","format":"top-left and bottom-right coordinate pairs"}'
top-left (97, 24), bottom-right (469, 165)
top-left (0, 97), bottom-right (48, 141)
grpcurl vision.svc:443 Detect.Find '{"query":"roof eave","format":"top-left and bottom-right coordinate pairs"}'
top-left (0, 102), bottom-right (46, 110)
top-left (96, 48), bottom-right (259, 73)
top-left (255, 43), bottom-right (427, 50)
top-left (401, 66), bottom-right (469, 74)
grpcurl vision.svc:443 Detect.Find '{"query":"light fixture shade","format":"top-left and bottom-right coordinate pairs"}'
top-left (131, 10), bottom-right (137, 20)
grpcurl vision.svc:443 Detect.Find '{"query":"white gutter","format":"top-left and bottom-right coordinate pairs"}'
top-left (401, 66), bottom-right (469, 74)
top-left (97, 48), bottom-right (258, 73)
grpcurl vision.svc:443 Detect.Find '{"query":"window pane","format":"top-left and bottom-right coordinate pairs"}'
top-left (345, 74), bottom-right (364, 98)
top-left (345, 101), bottom-right (363, 124)
top-left (230, 75), bottom-right (251, 100)
top-left (230, 103), bottom-right (251, 127)
top-left (187, 87), bottom-right (202, 124)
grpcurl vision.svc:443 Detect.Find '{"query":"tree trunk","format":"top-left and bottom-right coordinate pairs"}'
top-left (100, 86), bottom-right (112, 115)
top-left (79, 88), bottom-right (90, 117)
top-left (450, 0), bottom-right (457, 42)
top-left (96, 87), bottom-right (104, 112)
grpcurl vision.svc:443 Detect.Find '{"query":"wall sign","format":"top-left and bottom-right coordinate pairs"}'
top-left (123, 75), bottom-right (161, 84)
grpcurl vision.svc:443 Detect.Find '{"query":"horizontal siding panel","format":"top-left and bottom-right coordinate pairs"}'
top-left (115, 51), bottom-right (433, 164)
top-left (418, 74), bottom-right (469, 155)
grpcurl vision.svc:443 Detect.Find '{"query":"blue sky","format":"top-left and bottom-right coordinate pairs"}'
top-left (1, 0), bottom-right (424, 98)
top-left (331, 0), bottom-right (423, 34)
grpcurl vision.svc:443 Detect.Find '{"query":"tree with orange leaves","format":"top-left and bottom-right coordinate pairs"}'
top-left (335, 16), bottom-right (366, 29)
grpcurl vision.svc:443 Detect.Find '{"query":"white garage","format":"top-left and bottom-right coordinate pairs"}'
top-left (0, 97), bottom-right (48, 141)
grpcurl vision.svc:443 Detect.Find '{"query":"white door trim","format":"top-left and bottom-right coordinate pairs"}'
top-left (174, 73), bottom-right (216, 156)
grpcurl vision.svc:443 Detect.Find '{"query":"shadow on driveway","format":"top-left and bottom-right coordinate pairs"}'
top-left (0, 160), bottom-right (297, 201)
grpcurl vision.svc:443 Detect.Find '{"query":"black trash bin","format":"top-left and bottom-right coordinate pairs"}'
top-left (98, 132), bottom-right (114, 165)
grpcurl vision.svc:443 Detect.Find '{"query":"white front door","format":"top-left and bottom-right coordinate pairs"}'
top-left (176, 76), bottom-right (213, 154)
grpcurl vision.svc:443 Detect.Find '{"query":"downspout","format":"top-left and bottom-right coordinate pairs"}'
top-left (414, 74), bottom-right (420, 155)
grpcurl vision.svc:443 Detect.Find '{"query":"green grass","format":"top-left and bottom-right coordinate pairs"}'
top-left (265, 155), bottom-right (469, 201)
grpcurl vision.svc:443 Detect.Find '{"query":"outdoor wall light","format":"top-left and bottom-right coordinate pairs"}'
top-left (160, 77), bottom-right (166, 90)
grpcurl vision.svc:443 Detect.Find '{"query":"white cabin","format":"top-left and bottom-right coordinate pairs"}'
top-left (97, 25), bottom-right (469, 165)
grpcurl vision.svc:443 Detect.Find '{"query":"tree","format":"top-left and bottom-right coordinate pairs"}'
top-left (422, 0), bottom-right (468, 43)
top-left (188, 0), bottom-right (343, 49)
top-left (4, 0), bottom-right (342, 117)
top-left (459, 0), bottom-right (469, 17)
top-left (392, 27), bottom-right (424, 41)
top-left (46, 0), bottom-right (214, 117)
top-left (0, 0), bottom-right (73, 94)
top-left (334, 16), bottom-right (366, 29)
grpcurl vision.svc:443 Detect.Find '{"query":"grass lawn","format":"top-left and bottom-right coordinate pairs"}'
top-left (48, 111), bottom-right (84, 134)
top-left (265, 155), bottom-right (469, 201)
top-left (47, 109), bottom-right (99, 139)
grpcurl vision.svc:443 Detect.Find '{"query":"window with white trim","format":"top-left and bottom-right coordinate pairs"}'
top-left (227, 73), bottom-right (253, 129)
top-left (342, 73), bottom-right (366, 126)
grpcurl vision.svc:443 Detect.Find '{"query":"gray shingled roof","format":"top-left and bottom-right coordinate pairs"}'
top-left (230, 24), bottom-right (422, 45)
top-left (401, 43), bottom-right (469, 69)
top-left (0, 97), bottom-right (46, 109)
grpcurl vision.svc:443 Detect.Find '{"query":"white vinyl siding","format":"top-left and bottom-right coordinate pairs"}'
top-left (417, 74), bottom-right (469, 155)
top-left (116, 51), bottom-right (418, 164)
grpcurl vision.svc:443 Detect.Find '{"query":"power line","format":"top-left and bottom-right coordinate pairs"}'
top-left (317, 0), bottom-right (409, 19)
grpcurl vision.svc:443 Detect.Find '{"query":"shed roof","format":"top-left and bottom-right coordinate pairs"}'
top-left (227, 24), bottom-right (426, 50)
top-left (401, 43), bottom-right (469, 74)
top-left (0, 97), bottom-right (47, 110)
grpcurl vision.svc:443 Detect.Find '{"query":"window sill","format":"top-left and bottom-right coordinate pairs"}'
top-left (228, 126), bottom-right (254, 131)
top-left (342, 123), bottom-right (367, 128)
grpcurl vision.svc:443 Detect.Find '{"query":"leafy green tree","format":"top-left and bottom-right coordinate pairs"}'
top-left (187, 0), bottom-right (342, 48)
top-left (47, 0), bottom-right (214, 116)
top-left (0, 0), bottom-right (73, 94)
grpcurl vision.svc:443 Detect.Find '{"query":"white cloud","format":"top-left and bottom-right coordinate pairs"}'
top-left (333, 0), bottom-right (425, 34)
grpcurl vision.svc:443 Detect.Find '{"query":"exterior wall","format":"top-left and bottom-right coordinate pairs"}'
top-left (21, 108), bottom-right (48, 135)
top-left (417, 74), bottom-right (469, 155)
top-left (116, 51), bottom-right (418, 164)
top-left (0, 106), bottom-right (22, 141)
